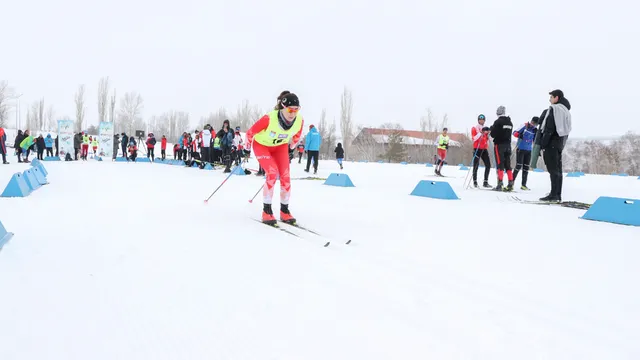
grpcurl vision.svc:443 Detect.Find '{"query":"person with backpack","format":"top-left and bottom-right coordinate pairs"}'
top-left (146, 133), bottom-right (157, 161)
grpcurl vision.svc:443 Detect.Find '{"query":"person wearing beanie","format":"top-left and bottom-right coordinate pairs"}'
top-left (538, 89), bottom-right (572, 202)
top-left (305, 124), bottom-right (322, 174)
top-left (489, 105), bottom-right (515, 191)
top-left (216, 119), bottom-right (235, 172)
top-left (245, 92), bottom-right (304, 225)
top-left (470, 114), bottom-right (492, 187)
top-left (512, 117), bottom-right (539, 190)
top-left (434, 128), bottom-right (449, 176)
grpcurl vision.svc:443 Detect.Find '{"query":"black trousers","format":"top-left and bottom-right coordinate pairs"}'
top-left (494, 143), bottom-right (512, 171)
top-left (37, 149), bottom-right (44, 160)
top-left (472, 148), bottom-right (491, 182)
top-left (513, 149), bottom-right (532, 186)
top-left (161, 149), bottom-right (166, 159)
top-left (306, 150), bottom-right (319, 171)
top-left (543, 147), bottom-right (564, 198)
top-left (201, 147), bottom-right (211, 163)
top-left (75, 147), bottom-right (80, 160)
top-left (298, 152), bottom-right (303, 163)
top-left (46, 148), bottom-right (53, 157)
top-left (121, 145), bottom-right (127, 160)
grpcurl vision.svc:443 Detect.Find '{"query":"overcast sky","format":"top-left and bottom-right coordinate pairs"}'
top-left (2, 0), bottom-right (638, 138)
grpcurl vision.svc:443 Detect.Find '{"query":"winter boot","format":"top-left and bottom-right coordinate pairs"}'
top-left (520, 185), bottom-right (530, 191)
top-left (539, 194), bottom-right (561, 203)
top-left (262, 204), bottom-right (277, 225)
top-left (280, 204), bottom-right (296, 225)
top-left (493, 180), bottom-right (503, 191)
top-left (473, 181), bottom-right (478, 188)
top-left (503, 180), bottom-right (514, 192)
top-left (340, 164), bottom-right (343, 170)
top-left (483, 181), bottom-right (492, 188)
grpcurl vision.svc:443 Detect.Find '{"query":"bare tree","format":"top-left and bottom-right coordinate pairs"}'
top-left (45, 105), bottom-right (55, 131)
top-left (0, 80), bottom-right (15, 128)
top-left (109, 89), bottom-right (116, 122)
top-left (231, 100), bottom-right (262, 131)
top-left (98, 77), bottom-right (109, 123)
top-left (37, 98), bottom-right (45, 130)
top-left (75, 84), bottom-right (86, 132)
top-left (117, 91), bottom-right (144, 134)
top-left (316, 108), bottom-right (329, 158)
top-left (419, 108), bottom-right (438, 161)
top-left (176, 111), bottom-right (190, 134)
top-left (340, 87), bottom-right (354, 156)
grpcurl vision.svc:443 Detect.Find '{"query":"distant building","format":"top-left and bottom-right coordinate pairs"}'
top-left (350, 127), bottom-right (470, 164)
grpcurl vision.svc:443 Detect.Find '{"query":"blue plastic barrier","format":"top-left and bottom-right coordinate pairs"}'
top-left (115, 157), bottom-right (128, 162)
top-left (410, 180), bottom-right (459, 200)
top-left (1, 173), bottom-right (31, 197)
top-left (566, 172), bottom-right (582, 177)
top-left (204, 163), bottom-right (214, 170)
top-left (581, 196), bottom-right (640, 227)
top-left (30, 159), bottom-right (48, 177)
top-left (32, 167), bottom-right (48, 185)
top-left (136, 157), bottom-right (151, 163)
top-left (22, 169), bottom-right (41, 191)
top-left (324, 173), bottom-right (355, 187)
top-left (0, 220), bottom-right (14, 251)
top-left (459, 166), bottom-right (469, 170)
top-left (425, 163), bottom-right (433, 167)
top-left (533, 168), bottom-right (544, 172)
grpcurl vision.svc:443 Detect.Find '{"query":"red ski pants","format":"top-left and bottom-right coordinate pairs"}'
top-left (253, 142), bottom-right (291, 205)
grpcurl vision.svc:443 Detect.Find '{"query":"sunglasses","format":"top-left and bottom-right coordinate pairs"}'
top-left (285, 106), bottom-right (300, 113)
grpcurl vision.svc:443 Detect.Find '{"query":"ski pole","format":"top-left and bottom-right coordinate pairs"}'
top-left (203, 166), bottom-right (236, 203)
top-left (248, 182), bottom-right (265, 203)
top-left (464, 146), bottom-right (480, 189)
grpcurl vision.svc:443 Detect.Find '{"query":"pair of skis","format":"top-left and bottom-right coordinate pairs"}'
top-left (503, 195), bottom-right (591, 210)
top-left (254, 219), bottom-right (351, 248)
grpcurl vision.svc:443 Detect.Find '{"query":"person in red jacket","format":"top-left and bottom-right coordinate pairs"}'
top-left (470, 114), bottom-right (492, 188)
top-left (246, 92), bottom-right (304, 225)
top-left (160, 135), bottom-right (167, 160)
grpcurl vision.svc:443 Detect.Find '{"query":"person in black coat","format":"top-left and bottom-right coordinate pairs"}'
top-left (0, 127), bottom-right (8, 164)
top-left (112, 134), bottom-right (120, 160)
top-left (36, 134), bottom-right (46, 160)
top-left (334, 142), bottom-right (345, 170)
top-left (121, 133), bottom-right (129, 161)
top-left (489, 106), bottom-right (515, 191)
top-left (73, 132), bottom-right (82, 160)
top-left (14, 130), bottom-right (25, 163)
top-left (216, 120), bottom-right (234, 173)
top-left (539, 89), bottom-right (572, 202)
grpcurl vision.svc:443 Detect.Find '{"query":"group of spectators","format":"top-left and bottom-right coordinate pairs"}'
top-left (0, 128), bottom-right (58, 164)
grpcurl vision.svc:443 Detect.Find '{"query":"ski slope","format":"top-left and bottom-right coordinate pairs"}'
top-left (0, 157), bottom-right (639, 360)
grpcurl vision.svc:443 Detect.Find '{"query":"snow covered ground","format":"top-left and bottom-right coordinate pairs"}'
top-left (0, 155), bottom-right (639, 360)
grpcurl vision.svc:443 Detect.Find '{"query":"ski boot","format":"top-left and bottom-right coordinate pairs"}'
top-left (520, 185), bottom-right (530, 191)
top-left (493, 181), bottom-right (503, 191)
top-left (262, 204), bottom-right (277, 225)
top-left (473, 181), bottom-right (478, 188)
top-left (503, 180), bottom-right (514, 192)
top-left (280, 204), bottom-right (296, 225)
top-left (483, 181), bottom-right (492, 188)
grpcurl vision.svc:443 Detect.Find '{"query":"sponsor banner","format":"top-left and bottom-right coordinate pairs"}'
top-left (56, 120), bottom-right (75, 158)
top-left (98, 122), bottom-right (115, 158)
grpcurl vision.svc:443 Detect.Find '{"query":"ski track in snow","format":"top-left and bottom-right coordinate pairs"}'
top-left (1, 156), bottom-right (639, 360)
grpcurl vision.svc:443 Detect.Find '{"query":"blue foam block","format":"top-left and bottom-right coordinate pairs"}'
top-left (400, 161), bottom-right (408, 165)
top-left (115, 157), bottom-right (128, 162)
top-left (578, 172), bottom-right (585, 176)
top-left (231, 166), bottom-right (245, 175)
top-left (1, 173), bottom-right (31, 197)
top-left (410, 180), bottom-right (459, 200)
top-left (204, 163), bottom-right (214, 170)
top-left (581, 196), bottom-right (640, 227)
top-left (534, 168), bottom-right (544, 172)
top-left (96, 157), bottom-right (103, 161)
top-left (192, 162), bottom-right (199, 167)
top-left (458, 163), bottom-right (464, 166)
top-left (30, 159), bottom-right (48, 177)
top-left (566, 172), bottom-right (582, 177)
top-left (136, 157), bottom-right (151, 163)
top-left (618, 173), bottom-right (629, 177)
top-left (459, 166), bottom-right (469, 170)
top-left (611, 173), bottom-right (618, 176)
top-left (174, 160), bottom-right (185, 166)
top-left (43, 156), bottom-right (60, 161)
top-left (0, 220), bottom-right (14, 250)
top-left (378, 160), bottom-right (384, 163)
top-left (22, 169), bottom-right (41, 191)
top-left (425, 163), bottom-right (433, 167)
top-left (32, 167), bottom-right (48, 185)
top-left (155, 158), bottom-right (164, 163)
top-left (324, 173), bottom-right (355, 187)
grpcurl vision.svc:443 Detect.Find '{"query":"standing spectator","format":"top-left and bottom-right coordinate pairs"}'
top-left (128, 137), bottom-right (138, 161)
top-left (112, 134), bottom-right (120, 160)
top-left (232, 126), bottom-right (244, 166)
top-left (296, 141), bottom-right (305, 163)
top-left (334, 142), bottom-right (344, 170)
top-left (540, 89), bottom-right (572, 202)
top-left (0, 126), bottom-right (8, 164)
top-left (55, 135), bottom-right (59, 156)
top-left (121, 133), bottom-right (129, 161)
top-left (490, 106), bottom-right (515, 191)
top-left (217, 120), bottom-right (234, 173)
top-left (91, 136), bottom-right (99, 157)
top-left (74, 132), bottom-right (82, 160)
top-left (173, 143), bottom-right (180, 159)
top-left (201, 125), bottom-right (212, 163)
top-left (36, 134), bottom-right (46, 160)
top-left (434, 128), bottom-right (450, 176)
top-left (512, 117), bottom-right (539, 190)
top-left (304, 124), bottom-right (321, 174)
top-left (146, 133), bottom-right (156, 161)
top-left (81, 132), bottom-right (90, 160)
top-left (14, 130), bottom-right (25, 163)
top-left (161, 135), bottom-right (167, 160)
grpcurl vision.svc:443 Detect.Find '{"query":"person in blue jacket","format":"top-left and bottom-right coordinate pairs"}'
top-left (304, 124), bottom-right (322, 174)
top-left (44, 133), bottom-right (55, 157)
top-left (512, 117), bottom-right (539, 190)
